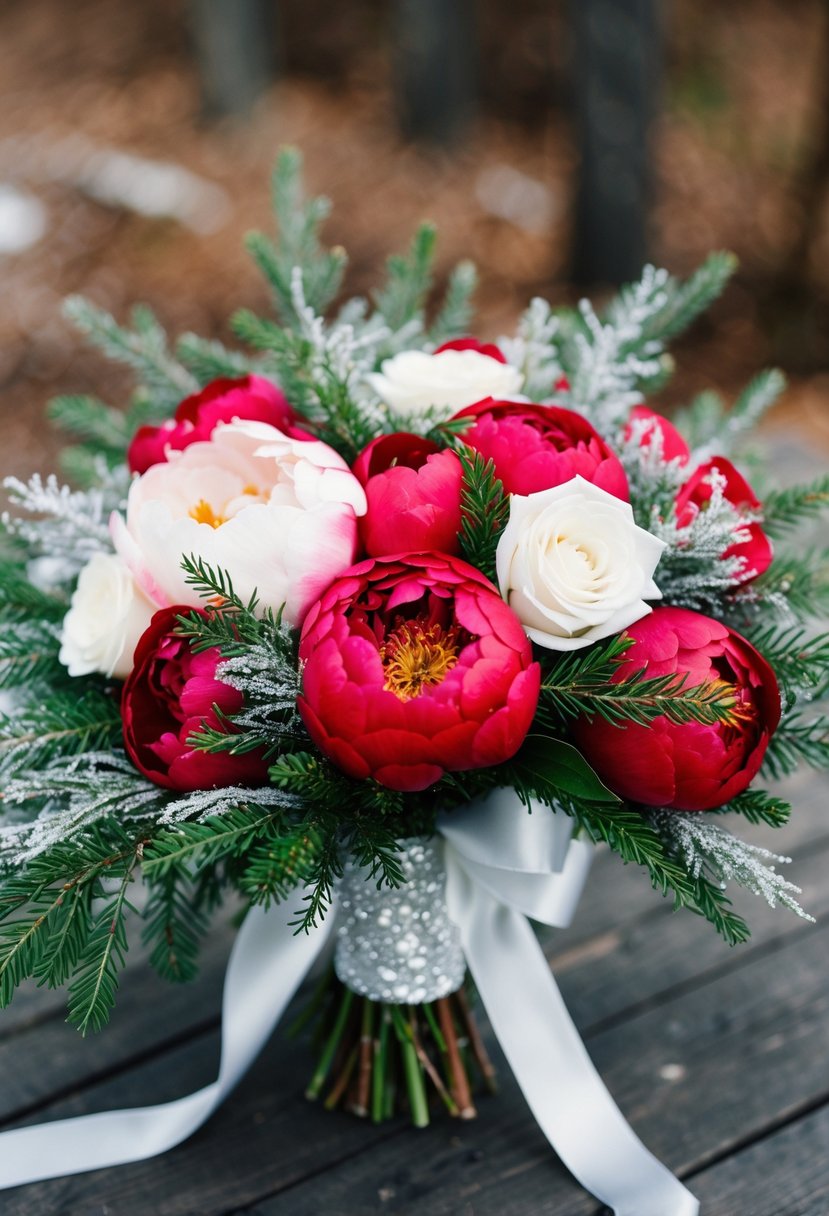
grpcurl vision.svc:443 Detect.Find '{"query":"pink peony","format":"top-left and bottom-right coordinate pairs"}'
top-left (128, 375), bottom-right (306, 474)
top-left (352, 432), bottom-right (463, 558)
top-left (454, 399), bottom-right (630, 500)
top-left (573, 606), bottom-right (781, 811)
top-left (122, 606), bottom-right (269, 791)
top-left (675, 457), bottom-right (773, 583)
top-left (298, 553), bottom-right (540, 792)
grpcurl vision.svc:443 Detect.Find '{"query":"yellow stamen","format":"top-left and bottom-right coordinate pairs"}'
top-left (189, 499), bottom-right (225, 529)
top-left (381, 621), bottom-right (460, 702)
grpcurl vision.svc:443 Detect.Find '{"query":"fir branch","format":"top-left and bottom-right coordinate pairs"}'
top-left (142, 871), bottom-right (209, 983)
top-left (372, 223), bottom-right (436, 334)
top-left (457, 449), bottom-right (509, 583)
top-left (245, 147), bottom-right (347, 325)
top-left (763, 713), bottom-right (829, 780)
top-left (497, 297), bottom-right (564, 400)
top-left (0, 688), bottom-right (122, 780)
top-left (538, 638), bottom-right (741, 729)
top-left (711, 788), bottom-right (792, 829)
top-left (46, 394), bottom-right (131, 453)
top-left (63, 297), bottom-right (197, 409)
top-left (745, 624), bottom-right (829, 708)
top-left (142, 806), bottom-right (288, 876)
top-left (2, 473), bottom-right (114, 573)
top-left (639, 251), bottom-right (737, 343)
top-left (650, 810), bottom-right (812, 925)
top-left (67, 842), bottom-right (142, 1033)
top-left (175, 334), bottom-right (261, 384)
top-left (429, 260), bottom-right (478, 345)
top-left (761, 473), bottom-right (829, 537)
top-left (0, 619), bottom-right (64, 692)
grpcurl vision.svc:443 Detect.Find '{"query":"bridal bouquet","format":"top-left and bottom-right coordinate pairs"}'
top-left (0, 151), bottom-right (826, 1209)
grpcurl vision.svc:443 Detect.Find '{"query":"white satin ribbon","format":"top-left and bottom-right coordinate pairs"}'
top-left (442, 789), bottom-right (699, 1216)
top-left (0, 791), bottom-right (698, 1216)
top-left (0, 895), bottom-right (335, 1189)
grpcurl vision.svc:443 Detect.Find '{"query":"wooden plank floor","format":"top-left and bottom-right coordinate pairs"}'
top-left (0, 761), bottom-right (825, 1216)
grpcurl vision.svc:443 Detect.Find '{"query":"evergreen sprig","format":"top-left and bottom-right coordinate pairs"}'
top-left (142, 871), bottom-right (209, 983)
top-left (458, 449), bottom-right (509, 583)
top-left (538, 637), bottom-right (741, 729)
top-left (245, 147), bottom-right (347, 326)
top-left (761, 473), bottom-right (829, 537)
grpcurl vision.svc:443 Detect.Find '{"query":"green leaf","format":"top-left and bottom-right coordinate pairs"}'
top-left (511, 735), bottom-right (621, 804)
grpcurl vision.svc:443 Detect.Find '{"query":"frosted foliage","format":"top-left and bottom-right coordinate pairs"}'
top-left (652, 811), bottom-right (813, 921)
top-left (216, 643), bottom-right (303, 738)
top-left (498, 297), bottom-right (564, 401)
top-left (0, 747), bottom-right (299, 862)
top-left (569, 266), bottom-right (669, 431)
top-left (646, 469), bottom-right (759, 612)
top-left (156, 784), bottom-right (297, 825)
top-left (2, 471), bottom-right (123, 577)
top-left (1, 753), bottom-right (162, 863)
top-left (289, 268), bottom-right (392, 432)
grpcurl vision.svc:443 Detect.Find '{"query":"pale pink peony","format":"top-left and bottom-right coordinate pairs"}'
top-left (112, 419), bottom-right (367, 625)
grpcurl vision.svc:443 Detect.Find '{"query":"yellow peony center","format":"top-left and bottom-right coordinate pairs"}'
top-left (381, 621), bottom-right (461, 702)
top-left (189, 499), bottom-right (226, 528)
top-left (189, 485), bottom-right (261, 529)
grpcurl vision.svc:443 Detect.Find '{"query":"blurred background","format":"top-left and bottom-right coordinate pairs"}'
top-left (1, 0), bottom-right (828, 482)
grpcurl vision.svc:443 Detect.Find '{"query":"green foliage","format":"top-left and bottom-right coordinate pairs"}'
top-left (538, 636), bottom-right (741, 729)
top-left (507, 735), bottom-right (620, 804)
top-left (761, 473), bottom-right (829, 538)
top-left (0, 619), bottom-right (65, 691)
top-left (142, 872), bottom-right (209, 983)
top-left (745, 624), bottom-right (829, 708)
top-left (457, 449), bottom-right (509, 584)
top-left (763, 713), bottom-right (829, 780)
top-left (175, 334), bottom-right (260, 384)
top-left (0, 825), bottom-right (144, 1031)
top-left (743, 549), bottom-right (829, 622)
top-left (711, 787), bottom-right (792, 828)
top-left (63, 297), bottom-right (197, 411)
top-left (0, 687), bottom-right (122, 780)
top-left (372, 223), bottom-right (436, 333)
top-left (673, 369), bottom-right (785, 454)
top-left (429, 260), bottom-right (478, 345)
top-left (245, 147), bottom-right (347, 326)
top-left (0, 559), bottom-right (67, 624)
top-left (640, 251), bottom-right (738, 344)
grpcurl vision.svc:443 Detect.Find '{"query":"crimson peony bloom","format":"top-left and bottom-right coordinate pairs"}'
top-left (352, 432), bottom-right (463, 558)
top-left (573, 606), bottom-right (781, 811)
top-left (122, 606), bottom-right (269, 791)
top-left (434, 336), bottom-right (509, 363)
top-left (454, 399), bottom-right (630, 500)
top-left (298, 553), bottom-right (540, 792)
top-left (675, 456), bottom-right (773, 583)
top-left (127, 375), bottom-right (306, 474)
top-left (624, 405), bottom-right (690, 465)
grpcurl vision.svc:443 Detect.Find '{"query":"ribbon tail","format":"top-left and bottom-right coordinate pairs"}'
top-left (0, 897), bottom-right (334, 1191)
top-left (448, 865), bottom-right (699, 1216)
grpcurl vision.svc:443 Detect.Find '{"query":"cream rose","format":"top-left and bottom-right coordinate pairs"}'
top-left (495, 476), bottom-right (666, 651)
top-left (59, 551), bottom-right (156, 679)
top-left (367, 348), bottom-right (522, 422)
top-left (112, 419), bottom-right (367, 626)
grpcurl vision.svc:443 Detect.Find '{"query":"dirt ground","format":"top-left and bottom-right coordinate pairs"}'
top-left (1, 0), bottom-right (828, 484)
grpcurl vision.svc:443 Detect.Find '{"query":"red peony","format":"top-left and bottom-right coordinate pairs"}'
top-left (454, 399), bottom-right (630, 500)
top-left (298, 553), bottom-right (540, 792)
top-left (122, 606), bottom-right (269, 791)
top-left (127, 375), bottom-right (306, 474)
top-left (352, 432), bottom-right (463, 558)
top-left (573, 606), bottom-right (781, 811)
top-left (675, 456), bottom-right (773, 582)
top-left (625, 405), bottom-right (690, 465)
top-left (434, 336), bottom-right (508, 364)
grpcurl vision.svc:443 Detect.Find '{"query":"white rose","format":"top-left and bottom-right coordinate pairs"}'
top-left (495, 477), bottom-right (666, 651)
top-left (59, 552), bottom-right (156, 679)
top-left (367, 348), bottom-right (523, 422)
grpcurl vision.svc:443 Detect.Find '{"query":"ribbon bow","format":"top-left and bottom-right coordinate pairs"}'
top-left (0, 790), bottom-right (698, 1216)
